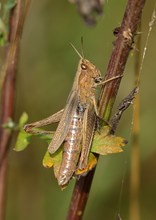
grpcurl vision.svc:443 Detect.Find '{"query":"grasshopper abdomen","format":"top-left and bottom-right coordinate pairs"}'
top-left (57, 108), bottom-right (84, 186)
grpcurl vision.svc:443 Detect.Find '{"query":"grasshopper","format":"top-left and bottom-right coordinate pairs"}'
top-left (24, 46), bottom-right (121, 186)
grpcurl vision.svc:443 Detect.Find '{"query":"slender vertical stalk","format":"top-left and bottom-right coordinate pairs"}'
top-left (130, 22), bottom-right (141, 220)
top-left (67, 0), bottom-right (146, 219)
top-left (130, 5), bottom-right (156, 217)
top-left (0, 1), bottom-right (30, 219)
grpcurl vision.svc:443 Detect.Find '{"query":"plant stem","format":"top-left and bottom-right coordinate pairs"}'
top-left (67, 0), bottom-right (146, 219)
top-left (67, 168), bottom-right (96, 220)
top-left (0, 1), bottom-right (30, 219)
top-left (130, 22), bottom-right (141, 220)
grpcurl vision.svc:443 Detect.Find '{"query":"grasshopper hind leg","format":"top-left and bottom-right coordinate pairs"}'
top-left (24, 109), bottom-right (64, 134)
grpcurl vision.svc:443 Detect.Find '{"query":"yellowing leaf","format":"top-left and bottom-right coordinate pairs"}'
top-left (43, 151), bottom-right (54, 168)
top-left (91, 126), bottom-right (127, 155)
top-left (99, 125), bottom-right (111, 136)
top-left (43, 148), bottom-right (62, 179)
top-left (75, 153), bottom-right (97, 176)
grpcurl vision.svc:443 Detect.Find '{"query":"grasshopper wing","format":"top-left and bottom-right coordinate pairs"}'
top-left (48, 90), bottom-right (79, 154)
top-left (78, 104), bottom-right (96, 170)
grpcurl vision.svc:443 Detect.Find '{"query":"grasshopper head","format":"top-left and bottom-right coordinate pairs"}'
top-left (80, 58), bottom-right (102, 83)
top-left (70, 43), bottom-right (101, 83)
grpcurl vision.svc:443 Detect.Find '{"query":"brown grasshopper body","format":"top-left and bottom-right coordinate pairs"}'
top-left (48, 58), bottom-right (101, 186)
top-left (24, 54), bottom-right (120, 186)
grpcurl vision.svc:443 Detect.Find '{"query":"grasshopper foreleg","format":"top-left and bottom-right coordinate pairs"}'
top-left (97, 75), bottom-right (123, 86)
top-left (91, 96), bottom-right (110, 127)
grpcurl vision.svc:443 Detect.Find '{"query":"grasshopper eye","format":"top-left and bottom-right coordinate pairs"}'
top-left (81, 63), bottom-right (87, 70)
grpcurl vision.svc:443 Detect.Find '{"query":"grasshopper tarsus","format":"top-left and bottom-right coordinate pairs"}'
top-left (97, 74), bottom-right (123, 86)
top-left (23, 124), bottom-right (32, 133)
top-left (24, 124), bottom-right (54, 135)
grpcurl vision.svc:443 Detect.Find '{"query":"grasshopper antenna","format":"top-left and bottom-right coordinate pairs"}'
top-left (80, 36), bottom-right (85, 59)
top-left (70, 42), bottom-right (83, 59)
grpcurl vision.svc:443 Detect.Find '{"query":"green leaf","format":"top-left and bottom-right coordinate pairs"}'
top-left (13, 112), bottom-right (55, 151)
top-left (4, 0), bottom-right (17, 11)
top-left (91, 126), bottom-right (127, 155)
top-left (0, 18), bottom-right (7, 46)
top-left (12, 112), bottom-right (30, 151)
top-left (14, 130), bottom-right (32, 152)
top-left (18, 112), bottom-right (29, 127)
top-left (3, 0), bottom-right (17, 21)
top-left (0, 0), bottom-right (17, 46)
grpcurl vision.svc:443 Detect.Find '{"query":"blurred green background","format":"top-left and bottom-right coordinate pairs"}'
top-left (5, 0), bottom-right (156, 219)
